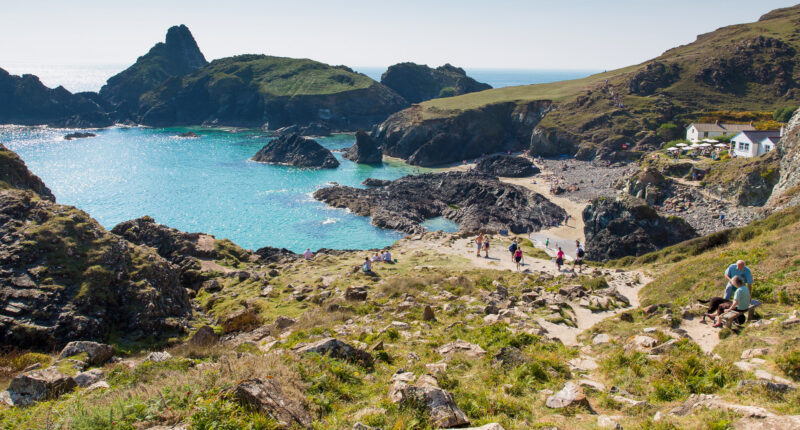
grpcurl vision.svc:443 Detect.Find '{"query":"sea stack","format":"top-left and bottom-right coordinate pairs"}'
top-left (343, 130), bottom-right (383, 165)
top-left (251, 134), bottom-right (339, 168)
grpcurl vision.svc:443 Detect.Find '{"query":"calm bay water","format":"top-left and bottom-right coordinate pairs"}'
top-left (3, 126), bottom-right (428, 252)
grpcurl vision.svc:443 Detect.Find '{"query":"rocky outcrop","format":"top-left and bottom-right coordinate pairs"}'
top-left (4, 368), bottom-right (77, 406)
top-left (313, 171), bottom-right (566, 234)
top-left (136, 54), bottom-right (408, 129)
top-left (583, 196), bottom-right (697, 261)
top-left (475, 155), bottom-right (539, 177)
top-left (628, 62), bottom-right (680, 95)
top-left (374, 101), bottom-right (553, 167)
top-left (252, 134), bottom-right (339, 168)
top-left (343, 130), bottom-right (382, 164)
top-left (296, 338), bottom-right (373, 367)
top-left (0, 68), bottom-right (111, 127)
top-left (0, 143), bottom-right (55, 201)
top-left (58, 341), bottom-right (113, 365)
top-left (361, 178), bottom-right (392, 187)
top-left (388, 372), bottom-right (470, 428)
top-left (271, 122), bottom-right (331, 137)
top-left (380, 62), bottom-right (491, 103)
top-left (623, 167), bottom-right (667, 206)
top-left (99, 25), bottom-right (207, 119)
top-left (231, 378), bottom-right (313, 428)
top-left (0, 188), bottom-right (191, 349)
top-left (768, 109), bottom-right (800, 210)
top-left (254, 246), bottom-right (298, 263)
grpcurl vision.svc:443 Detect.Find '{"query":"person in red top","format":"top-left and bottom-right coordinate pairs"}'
top-left (555, 247), bottom-right (565, 272)
top-left (514, 248), bottom-right (523, 272)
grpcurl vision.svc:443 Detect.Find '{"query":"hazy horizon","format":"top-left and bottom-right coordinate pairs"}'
top-left (2, 0), bottom-right (796, 72)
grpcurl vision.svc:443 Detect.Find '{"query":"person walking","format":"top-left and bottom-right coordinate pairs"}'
top-left (483, 237), bottom-right (490, 258)
top-left (475, 233), bottom-right (483, 257)
top-left (508, 238), bottom-right (518, 263)
top-left (545, 237), bottom-right (550, 249)
top-left (572, 244), bottom-right (585, 273)
top-left (555, 247), bottom-right (565, 272)
top-left (514, 248), bottom-right (524, 272)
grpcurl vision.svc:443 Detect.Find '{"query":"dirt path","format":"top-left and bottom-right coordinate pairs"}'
top-left (679, 316), bottom-right (721, 354)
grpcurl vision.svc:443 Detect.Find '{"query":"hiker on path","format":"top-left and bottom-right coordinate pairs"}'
top-left (514, 247), bottom-right (524, 272)
top-left (475, 233), bottom-right (483, 257)
top-left (508, 238), bottom-right (518, 263)
top-left (555, 247), bottom-right (565, 272)
top-left (545, 238), bottom-right (550, 249)
top-left (724, 260), bottom-right (753, 301)
top-left (573, 244), bottom-right (585, 273)
top-left (483, 237), bottom-right (490, 258)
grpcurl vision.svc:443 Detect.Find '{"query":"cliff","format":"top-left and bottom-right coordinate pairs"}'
top-left (0, 143), bottom-right (55, 201)
top-left (380, 62), bottom-right (491, 103)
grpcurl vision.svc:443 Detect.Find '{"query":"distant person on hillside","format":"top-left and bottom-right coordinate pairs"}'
top-left (372, 253), bottom-right (382, 263)
top-left (713, 276), bottom-right (751, 328)
top-left (573, 244), bottom-right (585, 273)
top-left (475, 233), bottom-right (483, 257)
top-left (724, 260), bottom-right (753, 301)
top-left (508, 238), bottom-right (518, 263)
top-left (303, 248), bottom-right (314, 260)
top-left (719, 213), bottom-right (726, 226)
top-left (362, 257), bottom-right (372, 273)
top-left (545, 238), bottom-right (550, 248)
top-left (514, 248), bottom-right (524, 272)
top-left (555, 247), bottom-right (565, 272)
top-left (382, 250), bottom-right (393, 263)
top-left (483, 237), bottom-right (490, 258)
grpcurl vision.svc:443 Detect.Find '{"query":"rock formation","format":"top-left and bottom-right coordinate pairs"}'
top-left (0, 143), bottom-right (55, 201)
top-left (374, 101), bottom-right (552, 166)
top-left (582, 196), bottom-right (697, 261)
top-left (0, 68), bottom-right (111, 127)
top-left (475, 155), bottom-right (539, 177)
top-left (343, 130), bottom-right (382, 164)
top-left (768, 109), bottom-right (800, 210)
top-left (380, 62), bottom-right (491, 103)
top-left (99, 24), bottom-right (207, 119)
top-left (313, 171), bottom-right (566, 234)
top-left (252, 134), bottom-right (339, 168)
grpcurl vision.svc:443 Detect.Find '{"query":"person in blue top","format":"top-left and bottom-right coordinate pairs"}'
top-left (724, 260), bottom-right (753, 300)
top-left (713, 276), bottom-right (751, 328)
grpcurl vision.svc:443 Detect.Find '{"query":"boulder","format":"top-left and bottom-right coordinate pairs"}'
top-left (437, 340), bottom-right (486, 358)
top-left (592, 334), bottom-right (611, 345)
top-left (362, 178), bottom-right (392, 187)
top-left (422, 305), bottom-right (436, 321)
top-left (492, 346), bottom-right (527, 367)
top-left (475, 155), bottom-right (539, 177)
top-left (741, 348), bottom-right (771, 360)
top-left (388, 372), bottom-right (470, 428)
top-left (625, 335), bottom-right (658, 352)
top-left (670, 394), bottom-right (774, 418)
top-left (221, 308), bottom-right (262, 334)
top-left (296, 338), bottom-right (373, 367)
top-left (343, 130), bottom-right (382, 165)
top-left (188, 325), bottom-right (219, 346)
top-left (251, 134), bottom-right (339, 168)
top-left (64, 132), bottom-right (96, 140)
top-left (73, 369), bottom-right (105, 387)
top-left (273, 316), bottom-right (297, 330)
top-left (146, 351), bottom-right (173, 363)
top-left (59, 341), bottom-right (114, 365)
top-left (345, 286), bottom-right (368, 301)
top-left (545, 382), bottom-right (595, 413)
top-left (232, 378), bottom-right (313, 428)
top-left (6, 368), bottom-right (77, 406)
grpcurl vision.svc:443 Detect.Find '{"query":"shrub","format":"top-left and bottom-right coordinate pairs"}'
top-left (773, 106), bottom-right (798, 123)
top-left (657, 123), bottom-right (679, 140)
top-left (776, 350), bottom-right (800, 381)
top-left (438, 87), bottom-right (456, 98)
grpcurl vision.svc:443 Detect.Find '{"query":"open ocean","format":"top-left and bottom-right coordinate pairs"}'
top-left (2, 64), bottom-right (597, 251)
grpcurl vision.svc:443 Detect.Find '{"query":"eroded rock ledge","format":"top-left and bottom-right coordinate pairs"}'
top-left (313, 171), bottom-right (566, 234)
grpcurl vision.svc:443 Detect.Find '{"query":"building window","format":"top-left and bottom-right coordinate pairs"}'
top-left (704, 132), bottom-right (709, 137)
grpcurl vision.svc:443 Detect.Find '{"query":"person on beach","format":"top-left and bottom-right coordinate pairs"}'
top-left (545, 238), bottom-right (550, 248)
top-left (475, 233), bottom-right (483, 256)
top-left (303, 248), bottom-right (313, 260)
top-left (514, 248), bottom-right (523, 272)
top-left (508, 238), bottom-right (518, 262)
top-left (555, 247), bottom-right (565, 271)
top-left (712, 276), bottom-right (751, 328)
top-left (723, 260), bottom-right (753, 301)
top-left (483, 237), bottom-right (490, 258)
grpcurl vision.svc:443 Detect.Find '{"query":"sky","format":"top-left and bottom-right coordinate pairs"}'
top-left (1, 0), bottom-right (797, 70)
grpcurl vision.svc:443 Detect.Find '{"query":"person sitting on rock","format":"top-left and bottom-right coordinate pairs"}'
top-left (362, 257), bottom-right (372, 273)
top-left (372, 253), bottom-right (382, 263)
top-left (303, 248), bottom-right (313, 260)
top-left (724, 260), bottom-right (753, 301)
top-left (713, 276), bottom-right (751, 328)
top-left (382, 250), bottom-right (393, 263)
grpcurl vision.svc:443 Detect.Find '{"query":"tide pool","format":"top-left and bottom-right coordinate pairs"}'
top-left (3, 126), bottom-right (428, 252)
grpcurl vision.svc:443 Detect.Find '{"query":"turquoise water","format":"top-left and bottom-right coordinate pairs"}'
top-left (420, 217), bottom-right (460, 233)
top-left (2, 126), bottom-right (428, 252)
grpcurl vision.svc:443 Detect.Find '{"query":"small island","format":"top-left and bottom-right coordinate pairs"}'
top-left (251, 134), bottom-right (339, 168)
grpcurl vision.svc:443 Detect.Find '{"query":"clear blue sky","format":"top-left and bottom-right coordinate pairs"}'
top-left (1, 0), bottom-right (797, 69)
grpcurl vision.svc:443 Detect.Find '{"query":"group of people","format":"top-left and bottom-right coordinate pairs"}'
top-left (475, 233), bottom-right (491, 258)
top-left (552, 240), bottom-right (585, 273)
top-left (362, 250), bottom-right (393, 273)
top-left (701, 260), bottom-right (754, 327)
top-left (508, 238), bottom-right (525, 272)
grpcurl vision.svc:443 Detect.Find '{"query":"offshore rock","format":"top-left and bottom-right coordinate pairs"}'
top-left (252, 134), bottom-right (339, 168)
top-left (475, 155), bottom-right (539, 177)
top-left (343, 130), bottom-right (383, 165)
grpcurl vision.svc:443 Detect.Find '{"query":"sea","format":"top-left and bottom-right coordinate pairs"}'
top-left (2, 64), bottom-right (598, 252)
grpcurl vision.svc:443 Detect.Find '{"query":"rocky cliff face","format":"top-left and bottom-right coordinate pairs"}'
top-left (99, 25), bottom-right (207, 119)
top-left (313, 171), bottom-right (566, 234)
top-left (0, 68), bottom-right (111, 127)
top-left (252, 134), bottom-right (339, 168)
top-left (380, 63), bottom-right (491, 103)
top-left (374, 101), bottom-right (552, 167)
top-left (768, 109), bottom-right (800, 210)
top-left (0, 190), bottom-right (191, 349)
top-left (583, 196), bottom-right (697, 261)
top-left (343, 130), bottom-right (382, 164)
top-left (0, 144), bottom-right (55, 201)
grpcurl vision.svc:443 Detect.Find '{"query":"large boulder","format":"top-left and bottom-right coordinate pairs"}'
top-left (546, 382), bottom-right (595, 413)
top-left (343, 130), bottom-right (383, 165)
top-left (583, 196), bottom-right (697, 261)
top-left (58, 341), bottom-right (114, 365)
top-left (437, 340), bottom-right (486, 358)
top-left (220, 309), bottom-right (262, 334)
top-left (314, 171), bottom-right (566, 234)
top-left (295, 338), bottom-right (373, 367)
top-left (231, 378), bottom-right (313, 428)
top-left (475, 155), bottom-right (539, 177)
top-left (388, 372), bottom-right (470, 428)
top-left (380, 62), bottom-right (491, 104)
top-left (252, 134), bottom-right (339, 169)
top-left (5, 368), bottom-right (77, 406)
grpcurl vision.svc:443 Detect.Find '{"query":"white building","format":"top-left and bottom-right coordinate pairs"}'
top-left (686, 122), bottom-right (755, 143)
top-left (730, 130), bottom-right (781, 158)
